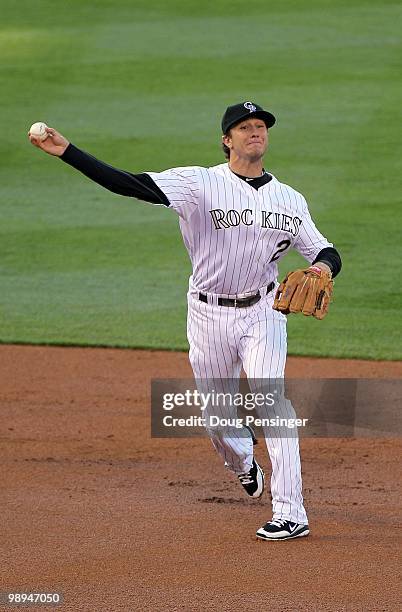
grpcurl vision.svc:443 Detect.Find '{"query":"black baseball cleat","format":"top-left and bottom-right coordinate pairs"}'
top-left (256, 519), bottom-right (309, 541)
top-left (237, 459), bottom-right (265, 498)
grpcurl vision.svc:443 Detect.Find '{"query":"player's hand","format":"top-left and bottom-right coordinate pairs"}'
top-left (273, 266), bottom-right (333, 319)
top-left (28, 127), bottom-right (69, 157)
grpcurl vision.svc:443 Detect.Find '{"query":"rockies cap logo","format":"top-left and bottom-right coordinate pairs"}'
top-left (244, 102), bottom-right (257, 113)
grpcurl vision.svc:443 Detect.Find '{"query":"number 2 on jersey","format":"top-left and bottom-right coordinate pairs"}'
top-left (270, 239), bottom-right (291, 262)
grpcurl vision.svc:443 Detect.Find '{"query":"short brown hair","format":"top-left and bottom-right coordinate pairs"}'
top-left (222, 131), bottom-right (230, 160)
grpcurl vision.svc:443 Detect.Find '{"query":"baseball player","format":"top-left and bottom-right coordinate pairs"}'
top-left (29, 102), bottom-right (341, 540)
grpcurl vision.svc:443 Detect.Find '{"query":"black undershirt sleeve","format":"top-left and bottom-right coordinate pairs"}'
top-left (60, 143), bottom-right (170, 206)
top-left (313, 247), bottom-right (342, 278)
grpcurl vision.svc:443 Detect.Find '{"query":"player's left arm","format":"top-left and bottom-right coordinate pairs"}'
top-left (292, 197), bottom-right (342, 278)
top-left (311, 246), bottom-right (342, 278)
top-left (272, 197), bottom-right (341, 318)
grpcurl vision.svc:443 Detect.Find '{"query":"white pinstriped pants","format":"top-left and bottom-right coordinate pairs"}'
top-left (187, 289), bottom-right (308, 524)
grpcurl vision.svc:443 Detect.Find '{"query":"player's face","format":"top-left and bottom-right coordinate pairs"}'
top-left (223, 118), bottom-right (268, 162)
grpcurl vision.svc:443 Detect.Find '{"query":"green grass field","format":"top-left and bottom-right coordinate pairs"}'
top-left (1, 0), bottom-right (401, 359)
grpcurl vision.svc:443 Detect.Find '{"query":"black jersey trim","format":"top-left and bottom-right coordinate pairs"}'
top-left (232, 170), bottom-right (272, 190)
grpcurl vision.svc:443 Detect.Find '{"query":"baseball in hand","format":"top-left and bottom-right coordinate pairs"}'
top-left (29, 122), bottom-right (49, 142)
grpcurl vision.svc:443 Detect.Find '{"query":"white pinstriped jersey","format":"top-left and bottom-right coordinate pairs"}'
top-left (148, 163), bottom-right (331, 296)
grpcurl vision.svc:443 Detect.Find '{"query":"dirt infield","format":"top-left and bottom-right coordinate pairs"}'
top-left (1, 345), bottom-right (401, 611)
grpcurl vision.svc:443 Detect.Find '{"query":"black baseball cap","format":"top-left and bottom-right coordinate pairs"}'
top-left (221, 101), bottom-right (276, 134)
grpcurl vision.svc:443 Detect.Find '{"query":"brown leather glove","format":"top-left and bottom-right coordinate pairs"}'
top-left (273, 266), bottom-right (333, 320)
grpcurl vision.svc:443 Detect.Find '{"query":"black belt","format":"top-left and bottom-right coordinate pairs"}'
top-left (199, 282), bottom-right (275, 308)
